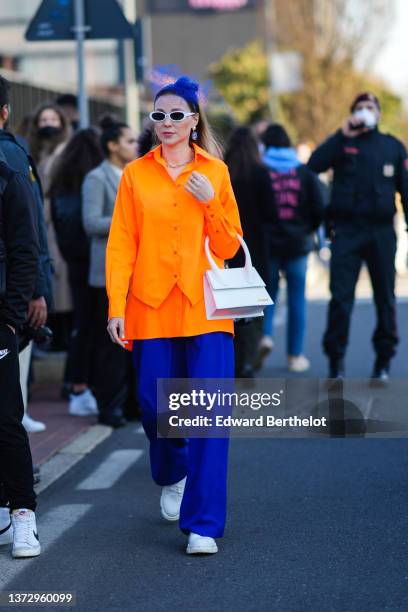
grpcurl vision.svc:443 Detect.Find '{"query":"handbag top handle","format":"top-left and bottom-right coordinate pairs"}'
top-left (204, 234), bottom-right (253, 273)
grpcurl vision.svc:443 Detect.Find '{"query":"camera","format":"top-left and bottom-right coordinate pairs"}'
top-left (19, 323), bottom-right (53, 347)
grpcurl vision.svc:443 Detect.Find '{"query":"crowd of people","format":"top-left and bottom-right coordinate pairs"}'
top-left (1, 71), bottom-right (408, 558)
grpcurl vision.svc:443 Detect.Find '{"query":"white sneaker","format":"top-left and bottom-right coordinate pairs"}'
top-left (0, 507), bottom-right (13, 546)
top-left (186, 532), bottom-right (218, 555)
top-left (254, 336), bottom-right (274, 371)
top-left (160, 477), bottom-right (186, 522)
top-left (288, 355), bottom-right (310, 372)
top-left (11, 509), bottom-right (41, 558)
top-left (22, 413), bottom-right (46, 433)
top-left (69, 389), bottom-right (98, 416)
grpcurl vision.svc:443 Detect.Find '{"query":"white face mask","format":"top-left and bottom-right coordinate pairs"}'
top-left (353, 107), bottom-right (377, 129)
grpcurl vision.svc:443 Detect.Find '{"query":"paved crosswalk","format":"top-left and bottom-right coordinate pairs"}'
top-left (76, 449), bottom-right (143, 490)
top-left (0, 447), bottom-right (145, 588)
top-left (0, 505), bottom-right (92, 589)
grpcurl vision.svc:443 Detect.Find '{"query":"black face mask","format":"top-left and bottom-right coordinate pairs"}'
top-left (71, 120), bottom-right (79, 131)
top-left (37, 125), bottom-right (62, 139)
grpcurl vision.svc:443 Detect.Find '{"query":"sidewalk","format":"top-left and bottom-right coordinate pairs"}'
top-left (28, 382), bottom-right (98, 466)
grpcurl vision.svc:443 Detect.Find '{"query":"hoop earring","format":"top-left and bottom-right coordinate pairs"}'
top-left (191, 128), bottom-right (198, 141)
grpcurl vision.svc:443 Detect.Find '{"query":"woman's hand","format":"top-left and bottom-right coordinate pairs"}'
top-left (107, 317), bottom-right (128, 349)
top-left (184, 171), bottom-right (215, 203)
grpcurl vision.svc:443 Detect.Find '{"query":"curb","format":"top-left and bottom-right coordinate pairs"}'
top-left (34, 424), bottom-right (113, 495)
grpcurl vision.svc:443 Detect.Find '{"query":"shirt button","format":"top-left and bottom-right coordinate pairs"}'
top-left (173, 225), bottom-right (177, 230)
top-left (174, 250), bottom-right (177, 255)
top-left (210, 214), bottom-right (214, 218)
top-left (174, 274), bottom-right (178, 279)
top-left (173, 202), bottom-right (177, 207)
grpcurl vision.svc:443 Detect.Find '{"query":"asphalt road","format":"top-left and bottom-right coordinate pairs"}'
top-left (1, 300), bottom-right (408, 612)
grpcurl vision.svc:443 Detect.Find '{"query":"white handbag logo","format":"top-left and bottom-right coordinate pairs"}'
top-left (203, 234), bottom-right (273, 320)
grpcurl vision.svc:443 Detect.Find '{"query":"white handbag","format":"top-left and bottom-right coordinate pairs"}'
top-left (203, 234), bottom-right (273, 320)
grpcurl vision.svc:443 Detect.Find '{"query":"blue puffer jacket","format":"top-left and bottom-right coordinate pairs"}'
top-left (0, 129), bottom-right (53, 308)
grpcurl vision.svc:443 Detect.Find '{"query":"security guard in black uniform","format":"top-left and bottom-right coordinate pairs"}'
top-left (308, 92), bottom-right (408, 382)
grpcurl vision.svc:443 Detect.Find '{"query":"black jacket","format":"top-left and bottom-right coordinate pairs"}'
top-left (263, 164), bottom-right (325, 258)
top-left (0, 161), bottom-right (39, 329)
top-left (0, 129), bottom-right (52, 306)
top-left (228, 163), bottom-right (275, 282)
top-left (307, 128), bottom-right (408, 226)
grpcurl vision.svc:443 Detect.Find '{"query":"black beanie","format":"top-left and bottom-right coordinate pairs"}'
top-left (350, 92), bottom-right (380, 113)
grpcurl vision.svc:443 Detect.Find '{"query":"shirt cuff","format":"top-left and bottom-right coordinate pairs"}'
top-left (202, 196), bottom-right (223, 222)
top-left (108, 297), bottom-right (126, 320)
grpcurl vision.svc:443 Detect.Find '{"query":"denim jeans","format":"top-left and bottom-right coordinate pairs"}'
top-left (263, 255), bottom-right (308, 356)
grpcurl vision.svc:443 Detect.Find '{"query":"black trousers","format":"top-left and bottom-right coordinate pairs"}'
top-left (0, 323), bottom-right (36, 510)
top-left (65, 259), bottom-right (93, 385)
top-left (90, 288), bottom-right (134, 419)
top-left (323, 223), bottom-right (398, 363)
top-left (234, 318), bottom-right (263, 376)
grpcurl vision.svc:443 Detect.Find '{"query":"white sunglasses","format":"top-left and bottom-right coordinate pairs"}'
top-left (149, 111), bottom-right (196, 123)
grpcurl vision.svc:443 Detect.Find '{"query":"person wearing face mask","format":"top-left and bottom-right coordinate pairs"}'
top-left (29, 104), bottom-right (72, 356)
top-left (81, 116), bottom-right (138, 427)
top-left (308, 92), bottom-right (408, 383)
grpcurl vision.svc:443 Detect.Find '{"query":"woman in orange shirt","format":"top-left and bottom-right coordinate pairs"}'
top-left (106, 76), bottom-right (242, 555)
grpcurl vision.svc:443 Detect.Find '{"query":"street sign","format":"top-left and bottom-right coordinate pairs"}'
top-left (25, 0), bottom-right (134, 41)
top-left (269, 51), bottom-right (303, 95)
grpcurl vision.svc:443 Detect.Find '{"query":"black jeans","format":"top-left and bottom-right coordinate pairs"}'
top-left (66, 259), bottom-right (93, 385)
top-left (323, 223), bottom-right (398, 363)
top-left (0, 322), bottom-right (36, 511)
top-left (90, 288), bottom-right (134, 419)
top-left (234, 318), bottom-right (263, 376)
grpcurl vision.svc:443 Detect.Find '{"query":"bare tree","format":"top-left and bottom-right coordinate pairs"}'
top-left (262, 0), bottom-right (396, 141)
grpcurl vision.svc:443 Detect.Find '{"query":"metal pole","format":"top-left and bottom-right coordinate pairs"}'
top-left (123, 0), bottom-right (140, 132)
top-left (264, 0), bottom-right (278, 119)
top-left (73, 0), bottom-right (89, 128)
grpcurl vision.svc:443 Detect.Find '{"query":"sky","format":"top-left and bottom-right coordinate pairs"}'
top-left (373, 0), bottom-right (408, 102)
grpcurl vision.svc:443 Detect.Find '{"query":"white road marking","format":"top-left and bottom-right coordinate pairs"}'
top-left (0, 504), bottom-right (91, 588)
top-left (76, 449), bottom-right (143, 490)
top-left (133, 425), bottom-right (145, 434)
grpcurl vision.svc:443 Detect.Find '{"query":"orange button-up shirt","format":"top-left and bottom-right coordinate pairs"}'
top-left (106, 143), bottom-right (242, 342)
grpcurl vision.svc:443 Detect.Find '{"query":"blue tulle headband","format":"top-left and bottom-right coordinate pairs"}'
top-left (154, 76), bottom-right (200, 111)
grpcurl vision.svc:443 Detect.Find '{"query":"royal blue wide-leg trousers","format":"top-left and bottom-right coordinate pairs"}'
top-left (132, 332), bottom-right (234, 538)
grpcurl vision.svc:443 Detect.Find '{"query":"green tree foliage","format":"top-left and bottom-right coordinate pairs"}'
top-left (209, 41), bottom-right (269, 124)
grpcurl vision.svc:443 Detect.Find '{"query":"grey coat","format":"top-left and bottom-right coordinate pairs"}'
top-left (82, 160), bottom-right (121, 288)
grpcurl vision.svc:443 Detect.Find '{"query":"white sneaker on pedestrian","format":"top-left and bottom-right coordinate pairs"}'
top-left (11, 509), bottom-right (41, 558)
top-left (69, 389), bottom-right (98, 416)
top-left (288, 354), bottom-right (310, 372)
top-left (254, 335), bottom-right (274, 371)
top-left (160, 477), bottom-right (186, 522)
top-left (0, 507), bottom-right (13, 546)
top-left (22, 413), bottom-right (46, 433)
top-left (186, 532), bottom-right (218, 555)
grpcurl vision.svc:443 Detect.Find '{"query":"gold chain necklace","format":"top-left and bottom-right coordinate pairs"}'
top-left (165, 153), bottom-right (194, 168)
